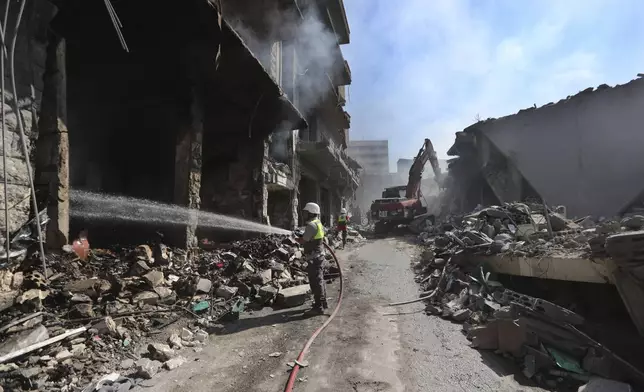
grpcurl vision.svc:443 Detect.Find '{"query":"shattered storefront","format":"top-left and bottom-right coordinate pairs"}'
top-left (1, 0), bottom-right (305, 250)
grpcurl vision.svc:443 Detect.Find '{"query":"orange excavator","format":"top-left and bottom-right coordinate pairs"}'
top-left (370, 138), bottom-right (442, 235)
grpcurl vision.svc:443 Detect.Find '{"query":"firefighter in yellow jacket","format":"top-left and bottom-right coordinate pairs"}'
top-left (297, 202), bottom-right (328, 315)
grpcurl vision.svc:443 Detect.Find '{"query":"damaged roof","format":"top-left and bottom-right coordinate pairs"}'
top-left (455, 75), bottom-right (644, 143)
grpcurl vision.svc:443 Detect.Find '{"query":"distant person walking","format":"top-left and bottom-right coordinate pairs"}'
top-left (337, 208), bottom-right (350, 248)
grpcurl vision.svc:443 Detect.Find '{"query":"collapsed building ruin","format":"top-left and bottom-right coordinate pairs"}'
top-left (0, 0), bottom-right (359, 250)
top-left (445, 77), bottom-right (644, 218)
top-left (436, 78), bottom-right (644, 368)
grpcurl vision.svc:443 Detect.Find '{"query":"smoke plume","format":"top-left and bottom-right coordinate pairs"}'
top-left (225, 1), bottom-right (343, 118)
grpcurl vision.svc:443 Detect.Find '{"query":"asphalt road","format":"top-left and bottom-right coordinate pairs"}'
top-left (140, 237), bottom-right (546, 392)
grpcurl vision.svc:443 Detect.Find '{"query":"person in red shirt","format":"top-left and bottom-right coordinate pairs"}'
top-left (336, 208), bottom-right (350, 248)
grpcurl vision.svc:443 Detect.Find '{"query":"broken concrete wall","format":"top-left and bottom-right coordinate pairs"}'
top-left (474, 80), bottom-right (644, 218)
top-left (201, 135), bottom-right (268, 225)
top-left (0, 0), bottom-right (56, 237)
top-left (267, 189), bottom-right (291, 229)
top-left (478, 135), bottom-right (523, 204)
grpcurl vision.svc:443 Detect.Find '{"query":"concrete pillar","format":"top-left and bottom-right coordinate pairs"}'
top-left (252, 138), bottom-right (269, 223)
top-left (35, 32), bottom-right (69, 249)
top-left (289, 131), bottom-right (299, 229)
top-left (173, 87), bottom-right (203, 249)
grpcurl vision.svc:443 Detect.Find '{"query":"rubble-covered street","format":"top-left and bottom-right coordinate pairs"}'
top-left (122, 237), bottom-right (551, 392)
top-left (0, 230), bottom-right (365, 391)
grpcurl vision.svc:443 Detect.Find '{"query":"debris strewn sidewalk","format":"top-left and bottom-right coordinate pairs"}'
top-left (0, 233), bottom-right (338, 391)
top-left (409, 202), bottom-right (644, 390)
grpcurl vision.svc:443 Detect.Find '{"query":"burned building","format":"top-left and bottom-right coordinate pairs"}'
top-left (0, 0), bottom-right (358, 251)
top-left (220, 0), bottom-right (359, 229)
top-left (446, 77), bottom-right (644, 218)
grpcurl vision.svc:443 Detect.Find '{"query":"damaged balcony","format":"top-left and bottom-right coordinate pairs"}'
top-left (298, 135), bottom-right (359, 188)
top-left (264, 158), bottom-right (296, 191)
top-left (323, 0), bottom-right (350, 45)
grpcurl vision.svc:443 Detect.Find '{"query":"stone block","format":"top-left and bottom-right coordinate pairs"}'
top-left (0, 324), bottom-right (49, 356)
top-left (196, 278), bottom-right (212, 294)
top-left (259, 284), bottom-right (277, 300)
top-left (132, 291), bottom-right (160, 305)
top-left (273, 247), bottom-right (290, 261)
top-left (164, 356), bottom-right (187, 370)
top-left (135, 358), bottom-right (161, 379)
top-left (148, 343), bottom-right (176, 362)
top-left (64, 278), bottom-right (111, 296)
top-left (216, 285), bottom-right (238, 299)
top-left (276, 284), bottom-right (311, 308)
top-left (180, 328), bottom-right (193, 341)
top-left (257, 269), bottom-right (272, 285)
top-left (143, 271), bottom-right (165, 287)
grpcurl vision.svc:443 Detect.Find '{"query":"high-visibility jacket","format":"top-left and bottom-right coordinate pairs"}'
top-left (312, 218), bottom-right (325, 240)
top-left (304, 218), bottom-right (325, 255)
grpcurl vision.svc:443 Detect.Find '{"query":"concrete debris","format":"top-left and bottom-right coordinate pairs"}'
top-left (276, 284), bottom-right (311, 308)
top-left (55, 349), bottom-right (73, 361)
top-left (196, 278), bottom-right (212, 294)
top-left (180, 328), bottom-right (194, 341)
top-left (132, 290), bottom-right (160, 305)
top-left (135, 358), bottom-right (162, 379)
top-left (92, 317), bottom-right (118, 337)
top-left (0, 233), bottom-right (341, 391)
top-left (163, 356), bottom-right (187, 370)
top-left (215, 285), bottom-right (238, 299)
top-left (194, 330), bottom-right (209, 343)
top-left (143, 270), bottom-right (165, 287)
top-left (413, 203), bottom-right (644, 390)
top-left (120, 359), bottom-right (134, 369)
top-left (168, 333), bottom-right (183, 349)
top-left (414, 202), bottom-right (639, 259)
top-left (0, 324), bottom-right (49, 356)
top-left (148, 343), bottom-right (176, 362)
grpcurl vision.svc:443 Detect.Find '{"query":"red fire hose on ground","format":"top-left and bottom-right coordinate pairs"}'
top-left (283, 242), bottom-right (344, 392)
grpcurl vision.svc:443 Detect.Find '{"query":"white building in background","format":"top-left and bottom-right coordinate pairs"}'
top-left (347, 140), bottom-right (389, 174)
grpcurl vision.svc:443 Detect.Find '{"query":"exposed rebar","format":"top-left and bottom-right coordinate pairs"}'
top-left (0, 1), bottom-right (8, 263)
top-left (8, 0), bottom-right (47, 277)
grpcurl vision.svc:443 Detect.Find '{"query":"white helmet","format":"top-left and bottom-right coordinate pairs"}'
top-left (303, 202), bottom-right (320, 214)
top-left (340, 208), bottom-right (347, 214)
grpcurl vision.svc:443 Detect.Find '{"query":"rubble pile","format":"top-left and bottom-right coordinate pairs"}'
top-left (416, 202), bottom-right (644, 258)
top-left (0, 232), bottom-right (336, 391)
top-left (412, 203), bottom-right (644, 390)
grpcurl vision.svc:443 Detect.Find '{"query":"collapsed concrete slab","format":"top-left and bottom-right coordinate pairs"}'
top-left (276, 284), bottom-right (311, 308)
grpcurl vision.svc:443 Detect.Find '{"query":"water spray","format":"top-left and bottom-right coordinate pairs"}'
top-left (70, 190), bottom-right (291, 235)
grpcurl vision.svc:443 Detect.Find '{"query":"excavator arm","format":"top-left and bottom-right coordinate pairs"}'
top-left (405, 138), bottom-right (441, 199)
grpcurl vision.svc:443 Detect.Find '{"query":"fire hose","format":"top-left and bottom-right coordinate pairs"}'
top-left (283, 242), bottom-right (344, 392)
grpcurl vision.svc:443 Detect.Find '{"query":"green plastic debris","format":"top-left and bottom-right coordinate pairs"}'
top-left (192, 301), bottom-right (210, 313)
top-left (230, 298), bottom-right (246, 314)
top-left (546, 346), bottom-right (586, 374)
